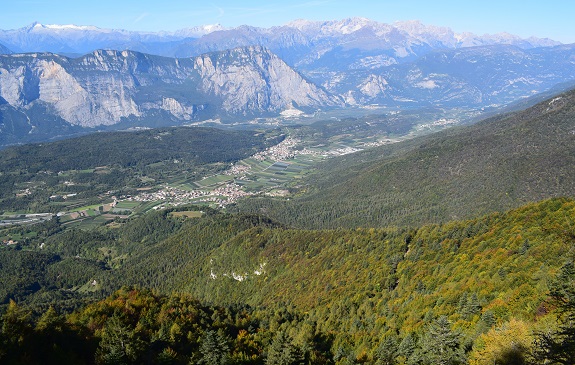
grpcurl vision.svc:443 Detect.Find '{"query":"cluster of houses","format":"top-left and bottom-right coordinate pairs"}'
top-left (253, 137), bottom-right (300, 161)
top-left (126, 182), bottom-right (253, 208)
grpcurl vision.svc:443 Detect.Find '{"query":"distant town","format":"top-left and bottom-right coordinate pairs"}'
top-left (1, 134), bottom-right (401, 230)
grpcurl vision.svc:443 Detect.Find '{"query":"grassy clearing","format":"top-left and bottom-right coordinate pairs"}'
top-left (85, 210), bottom-right (98, 217)
top-left (171, 182), bottom-right (197, 191)
top-left (133, 201), bottom-right (163, 214)
top-left (74, 216), bottom-right (111, 230)
top-left (146, 161), bottom-right (166, 168)
top-left (170, 211), bottom-right (204, 218)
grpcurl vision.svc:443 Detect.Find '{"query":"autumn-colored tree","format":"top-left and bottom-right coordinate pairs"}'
top-left (469, 318), bottom-right (533, 365)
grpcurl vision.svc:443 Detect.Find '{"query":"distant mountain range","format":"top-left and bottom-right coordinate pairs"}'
top-left (0, 21), bottom-right (224, 56)
top-left (0, 18), bottom-right (574, 145)
top-left (0, 19), bottom-right (560, 57)
top-left (315, 43), bottom-right (575, 108)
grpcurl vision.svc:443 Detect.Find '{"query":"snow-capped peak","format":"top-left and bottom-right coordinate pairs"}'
top-left (26, 22), bottom-right (102, 32)
top-left (44, 24), bottom-right (100, 31)
top-left (172, 24), bottom-right (226, 38)
top-left (333, 17), bottom-right (373, 34)
top-left (393, 20), bottom-right (452, 37)
top-left (286, 17), bottom-right (375, 35)
top-left (44, 24), bottom-right (101, 31)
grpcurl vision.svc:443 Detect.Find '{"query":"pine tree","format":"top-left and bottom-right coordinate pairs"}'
top-left (198, 330), bottom-right (230, 365)
top-left (466, 293), bottom-right (481, 317)
top-left (96, 315), bottom-right (143, 365)
top-left (375, 333), bottom-right (399, 365)
top-left (0, 300), bottom-right (33, 363)
top-left (418, 316), bottom-right (465, 365)
top-left (397, 332), bottom-right (417, 365)
top-left (533, 262), bottom-right (575, 364)
top-left (35, 306), bottom-right (64, 333)
top-left (266, 331), bottom-right (303, 365)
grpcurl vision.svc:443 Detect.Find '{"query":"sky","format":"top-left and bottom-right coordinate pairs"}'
top-left (1, 0), bottom-right (574, 43)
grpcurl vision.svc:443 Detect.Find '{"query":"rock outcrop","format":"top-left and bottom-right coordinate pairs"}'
top-left (0, 47), bottom-right (341, 128)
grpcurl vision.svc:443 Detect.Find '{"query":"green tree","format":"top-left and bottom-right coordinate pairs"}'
top-left (533, 262), bottom-right (575, 364)
top-left (397, 332), bottom-right (417, 365)
top-left (0, 300), bottom-right (33, 362)
top-left (266, 331), bottom-right (303, 365)
top-left (417, 316), bottom-right (465, 365)
top-left (375, 333), bottom-right (399, 365)
top-left (96, 315), bottom-right (143, 365)
top-left (35, 306), bottom-right (64, 333)
top-left (198, 330), bottom-right (230, 365)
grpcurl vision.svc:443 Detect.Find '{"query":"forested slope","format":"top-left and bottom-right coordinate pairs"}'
top-left (3, 88), bottom-right (575, 364)
top-left (2, 198), bottom-right (575, 363)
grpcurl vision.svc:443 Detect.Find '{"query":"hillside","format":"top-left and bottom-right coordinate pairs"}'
top-left (0, 126), bottom-right (282, 213)
top-left (1, 198), bottom-right (574, 363)
top-left (235, 88), bottom-right (575, 228)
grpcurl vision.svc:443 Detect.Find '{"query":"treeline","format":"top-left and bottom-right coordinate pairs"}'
top-left (0, 127), bottom-right (282, 172)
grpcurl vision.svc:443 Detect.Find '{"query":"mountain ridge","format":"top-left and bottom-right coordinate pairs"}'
top-left (0, 46), bottom-right (341, 143)
top-left (0, 18), bottom-right (561, 57)
top-left (0, 42), bottom-right (11, 54)
top-left (1, 18), bottom-right (574, 147)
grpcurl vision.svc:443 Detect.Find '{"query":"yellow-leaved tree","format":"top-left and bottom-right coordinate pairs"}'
top-left (468, 318), bottom-right (533, 365)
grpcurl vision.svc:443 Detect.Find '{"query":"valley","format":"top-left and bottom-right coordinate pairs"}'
top-left (0, 106), bottom-right (472, 233)
top-left (1, 12), bottom-right (575, 365)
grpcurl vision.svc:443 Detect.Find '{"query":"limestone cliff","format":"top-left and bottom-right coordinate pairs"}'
top-left (0, 47), bottom-right (341, 128)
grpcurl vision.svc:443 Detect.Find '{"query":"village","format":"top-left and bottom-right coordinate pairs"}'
top-left (99, 136), bottom-right (374, 210)
top-left (126, 183), bottom-right (254, 208)
top-left (1, 134), bottom-right (390, 229)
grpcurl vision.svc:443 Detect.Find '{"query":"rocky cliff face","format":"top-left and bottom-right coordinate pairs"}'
top-left (317, 44), bottom-right (575, 108)
top-left (194, 47), bottom-right (337, 115)
top-left (0, 47), bottom-right (341, 128)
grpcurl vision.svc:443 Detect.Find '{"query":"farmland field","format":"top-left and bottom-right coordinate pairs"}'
top-left (115, 201), bottom-right (140, 209)
top-left (194, 175), bottom-right (233, 188)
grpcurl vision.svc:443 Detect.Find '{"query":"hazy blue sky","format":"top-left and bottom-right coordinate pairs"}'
top-left (2, 0), bottom-right (574, 43)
